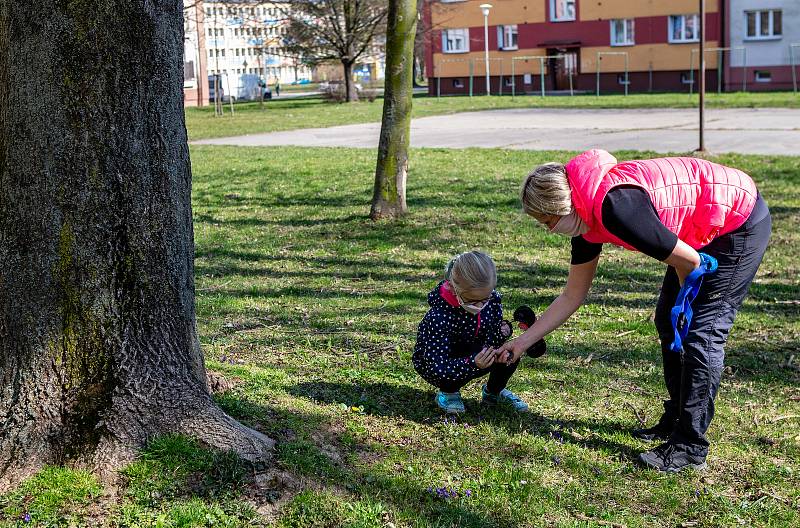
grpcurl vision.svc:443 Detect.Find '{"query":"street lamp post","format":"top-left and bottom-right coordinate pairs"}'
top-left (480, 4), bottom-right (492, 96)
top-left (698, 0), bottom-right (706, 152)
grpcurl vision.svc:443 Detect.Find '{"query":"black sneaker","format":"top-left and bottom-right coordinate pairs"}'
top-left (631, 421), bottom-right (675, 442)
top-left (637, 442), bottom-right (707, 473)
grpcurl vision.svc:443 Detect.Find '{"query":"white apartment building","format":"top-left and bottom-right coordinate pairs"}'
top-left (727, 1), bottom-right (799, 90)
top-left (203, 1), bottom-right (310, 84)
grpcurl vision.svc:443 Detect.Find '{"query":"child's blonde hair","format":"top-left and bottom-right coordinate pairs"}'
top-left (445, 251), bottom-right (497, 294)
top-left (520, 162), bottom-right (573, 217)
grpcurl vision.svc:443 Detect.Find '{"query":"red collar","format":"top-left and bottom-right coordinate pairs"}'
top-left (439, 281), bottom-right (461, 308)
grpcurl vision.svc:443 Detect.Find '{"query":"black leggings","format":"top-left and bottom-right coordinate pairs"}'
top-left (653, 205), bottom-right (771, 456)
top-left (439, 358), bottom-right (520, 394)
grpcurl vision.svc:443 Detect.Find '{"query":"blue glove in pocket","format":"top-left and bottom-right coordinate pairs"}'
top-left (670, 253), bottom-right (719, 352)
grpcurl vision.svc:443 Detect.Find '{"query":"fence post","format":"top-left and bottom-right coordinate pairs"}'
top-left (742, 47), bottom-right (747, 92)
top-left (624, 52), bottom-right (629, 96)
top-left (596, 52), bottom-right (600, 96)
top-left (540, 57), bottom-right (545, 97)
top-left (511, 58), bottom-right (515, 99)
top-left (469, 60), bottom-right (474, 97)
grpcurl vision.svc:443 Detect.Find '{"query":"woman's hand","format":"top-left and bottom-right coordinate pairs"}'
top-left (474, 346), bottom-right (497, 369)
top-left (495, 335), bottom-right (533, 365)
top-left (663, 240), bottom-right (702, 285)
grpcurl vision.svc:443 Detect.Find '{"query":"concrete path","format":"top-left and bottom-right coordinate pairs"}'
top-left (193, 107), bottom-right (800, 155)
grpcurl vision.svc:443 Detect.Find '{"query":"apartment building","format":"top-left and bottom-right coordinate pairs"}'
top-left (425, 0), bottom-right (728, 95)
top-left (203, 1), bottom-right (311, 85)
top-left (726, 1), bottom-right (798, 91)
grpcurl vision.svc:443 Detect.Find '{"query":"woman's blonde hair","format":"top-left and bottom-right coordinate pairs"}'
top-left (520, 162), bottom-right (573, 217)
top-left (445, 251), bottom-right (496, 294)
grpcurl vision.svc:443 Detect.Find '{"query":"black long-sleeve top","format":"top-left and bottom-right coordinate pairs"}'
top-left (570, 186), bottom-right (678, 265)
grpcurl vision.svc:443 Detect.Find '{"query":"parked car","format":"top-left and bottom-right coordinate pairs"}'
top-left (256, 77), bottom-right (273, 100)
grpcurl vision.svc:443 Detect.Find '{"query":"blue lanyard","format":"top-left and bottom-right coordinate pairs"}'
top-left (670, 253), bottom-right (719, 353)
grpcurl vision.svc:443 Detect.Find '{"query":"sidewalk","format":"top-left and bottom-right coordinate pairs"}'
top-left (193, 107), bottom-right (800, 155)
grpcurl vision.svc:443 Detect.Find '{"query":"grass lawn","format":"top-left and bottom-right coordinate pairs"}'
top-left (185, 91), bottom-right (800, 141)
top-left (2, 147), bottom-right (798, 527)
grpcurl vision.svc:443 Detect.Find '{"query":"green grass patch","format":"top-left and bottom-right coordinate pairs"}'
top-left (3, 146), bottom-right (798, 526)
top-left (0, 467), bottom-right (102, 526)
top-left (187, 146), bottom-right (796, 527)
top-left (186, 91), bottom-right (800, 140)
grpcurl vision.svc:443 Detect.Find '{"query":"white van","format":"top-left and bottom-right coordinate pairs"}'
top-left (209, 73), bottom-right (272, 102)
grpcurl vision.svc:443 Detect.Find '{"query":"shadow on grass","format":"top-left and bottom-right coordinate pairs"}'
top-left (285, 381), bottom-right (638, 460)
top-left (212, 393), bottom-right (519, 528)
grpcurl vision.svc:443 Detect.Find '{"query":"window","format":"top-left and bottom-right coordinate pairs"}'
top-left (617, 74), bottom-right (630, 85)
top-left (550, 0), bottom-right (576, 22)
top-left (504, 77), bottom-right (514, 87)
top-left (680, 72), bottom-right (694, 85)
top-left (669, 14), bottom-right (699, 43)
top-left (746, 10), bottom-right (782, 39)
top-left (755, 71), bottom-right (772, 83)
top-left (497, 25), bottom-right (518, 50)
top-left (453, 78), bottom-right (464, 88)
top-left (442, 29), bottom-right (469, 53)
top-left (610, 19), bottom-right (634, 46)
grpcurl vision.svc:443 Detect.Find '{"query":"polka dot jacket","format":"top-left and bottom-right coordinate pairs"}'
top-left (413, 280), bottom-right (508, 389)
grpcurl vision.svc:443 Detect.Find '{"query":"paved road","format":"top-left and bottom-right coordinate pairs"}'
top-left (193, 107), bottom-right (800, 155)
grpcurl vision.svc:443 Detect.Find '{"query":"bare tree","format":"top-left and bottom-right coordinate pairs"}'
top-left (0, 0), bottom-right (274, 489)
top-left (370, 0), bottom-right (417, 219)
top-left (281, 0), bottom-right (388, 102)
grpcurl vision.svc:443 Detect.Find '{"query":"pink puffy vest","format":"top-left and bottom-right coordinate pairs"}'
top-left (566, 149), bottom-right (757, 250)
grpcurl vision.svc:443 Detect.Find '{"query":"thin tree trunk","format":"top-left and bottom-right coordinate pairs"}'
top-left (342, 60), bottom-right (357, 102)
top-left (370, 0), bottom-right (417, 220)
top-left (0, 0), bottom-right (273, 490)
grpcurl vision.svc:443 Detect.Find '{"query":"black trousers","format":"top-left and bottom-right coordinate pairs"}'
top-left (439, 353), bottom-right (521, 394)
top-left (653, 209), bottom-right (771, 457)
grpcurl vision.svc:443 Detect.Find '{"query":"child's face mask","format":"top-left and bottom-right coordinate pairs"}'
top-left (549, 210), bottom-right (589, 237)
top-left (454, 287), bottom-right (491, 315)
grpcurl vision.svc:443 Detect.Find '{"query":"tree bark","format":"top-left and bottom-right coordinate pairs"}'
top-left (370, 0), bottom-right (417, 220)
top-left (0, 0), bottom-right (274, 490)
top-left (342, 60), bottom-right (357, 102)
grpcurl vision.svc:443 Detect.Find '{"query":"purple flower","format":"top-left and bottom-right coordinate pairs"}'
top-left (552, 455), bottom-right (562, 466)
top-left (22, 513), bottom-right (31, 523)
top-left (464, 489), bottom-right (472, 497)
top-left (694, 489), bottom-right (701, 498)
top-left (591, 466), bottom-right (601, 477)
top-left (550, 431), bottom-right (564, 443)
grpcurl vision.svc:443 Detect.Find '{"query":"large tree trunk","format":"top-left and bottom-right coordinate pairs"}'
top-left (369, 0), bottom-right (417, 220)
top-left (0, 0), bottom-right (273, 490)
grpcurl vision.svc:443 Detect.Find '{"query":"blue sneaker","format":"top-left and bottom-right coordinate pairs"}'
top-left (435, 391), bottom-right (465, 414)
top-left (481, 385), bottom-right (529, 413)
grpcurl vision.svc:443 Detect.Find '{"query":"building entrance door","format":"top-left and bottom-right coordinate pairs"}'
top-left (547, 48), bottom-right (579, 91)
